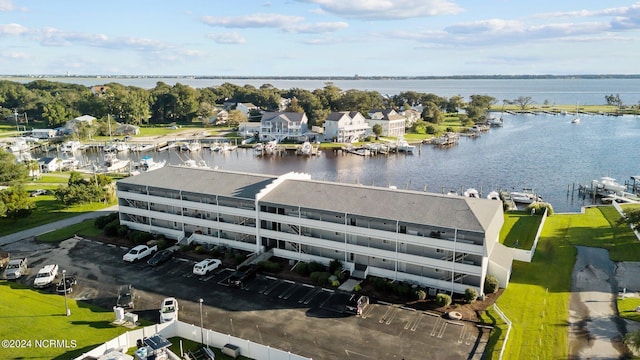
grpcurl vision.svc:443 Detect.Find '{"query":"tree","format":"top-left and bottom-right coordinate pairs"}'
top-left (618, 209), bottom-right (640, 230)
top-left (513, 96), bottom-right (534, 110)
top-left (605, 94), bottom-right (623, 108)
top-left (421, 102), bottom-right (444, 124)
top-left (0, 149), bottom-right (28, 185)
top-left (464, 288), bottom-right (479, 303)
top-left (485, 275), bottom-right (499, 294)
top-left (372, 124), bottom-right (382, 139)
top-left (0, 186), bottom-right (34, 220)
top-left (227, 110), bottom-right (247, 127)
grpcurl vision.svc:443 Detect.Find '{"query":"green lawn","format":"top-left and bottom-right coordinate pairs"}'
top-left (500, 211), bottom-right (543, 249)
top-left (0, 282), bottom-right (132, 359)
top-left (36, 219), bottom-right (102, 243)
top-left (618, 297), bottom-right (640, 322)
top-left (485, 206), bottom-right (640, 359)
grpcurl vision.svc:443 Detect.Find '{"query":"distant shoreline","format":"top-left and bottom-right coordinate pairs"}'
top-left (2, 74), bottom-right (640, 80)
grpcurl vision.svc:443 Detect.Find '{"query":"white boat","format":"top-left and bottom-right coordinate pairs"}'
top-left (486, 191), bottom-right (501, 201)
top-left (463, 188), bottom-right (480, 198)
top-left (104, 153), bottom-right (130, 172)
top-left (396, 139), bottom-right (416, 153)
top-left (181, 141), bottom-right (201, 152)
top-left (488, 116), bottom-right (503, 127)
top-left (598, 176), bottom-right (626, 192)
top-left (62, 140), bottom-right (83, 153)
top-left (60, 157), bottom-right (80, 171)
top-left (7, 139), bottom-right (29, 153)
top-left (511, 189), bottom-right (542, 204)
top-left (180, 159), bottom-right (210, 169)
top-left (254, 143), bottom-right (264, 155)
top-left (446, 190), bottom-right (459, 196)
top-left (264, 140), bottom-right (277, 155)
top-left (299, 141), bottom-right (312, 155)
top-left (571, 102), bottom-right (581, 124)
top-left (138, 156), bottom-right (166, 172)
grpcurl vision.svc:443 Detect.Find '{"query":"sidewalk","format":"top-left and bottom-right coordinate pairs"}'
top-left (0, 205), bottom-right (119, 246)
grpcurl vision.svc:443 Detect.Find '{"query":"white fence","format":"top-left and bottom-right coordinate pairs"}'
top-left (612, 202), bottom-right (640, 241)
top-left (492, 303), bottom-right (512, 360)
top-left (512, 208), bottom-right (548, 263)
top-left (74, 320), bottom-right (311, 360)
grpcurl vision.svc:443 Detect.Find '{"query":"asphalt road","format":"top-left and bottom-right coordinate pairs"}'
top-left (1, 208), bottom-right (490, 360)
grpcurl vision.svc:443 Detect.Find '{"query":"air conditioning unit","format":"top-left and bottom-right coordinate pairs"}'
top-left (124, 312), bottom-right (138, 324)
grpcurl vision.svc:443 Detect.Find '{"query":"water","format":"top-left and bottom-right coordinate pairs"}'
top-left (47, 112), bottom-right (640, 213)
top-left (5, 76), bottom-right (640, 105)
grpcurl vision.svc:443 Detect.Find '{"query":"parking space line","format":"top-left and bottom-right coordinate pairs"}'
top-left (299, 287), bottom-right (321, 304)
top-left (405, 312), bottom-right (423, 331)
top-left (458, 325), bottom-right (467, 344)
top-left (278, 282), bottom-right (299, 300)
top-left (360, 303), bottom-right (376, 319)
top-left (379, 306), bottom-right (396, 324)
top-left (263, 279), bottom-right (283, 296)
top-left (385, 307), bottom-right (398, 325)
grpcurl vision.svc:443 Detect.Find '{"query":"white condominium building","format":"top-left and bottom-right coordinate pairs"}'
top-left (116, 166), bottom-right (513, 295)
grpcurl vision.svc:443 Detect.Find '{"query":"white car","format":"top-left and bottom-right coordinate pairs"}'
top-left (159, 297), bottom-right (179, 323)
top-left (193, 258), bottom-right (222, 276)
top-left (33, 264), bottom-right (59, 288)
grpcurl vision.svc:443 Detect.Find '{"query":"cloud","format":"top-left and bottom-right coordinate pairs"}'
top-left (201, 13), bottom-right (304, 29)
top-left (296, 0), bottom-right (463, 20)
top-left (534, 3), bottom-right (640, 19)
top-left (0, 51), bottom-right (29, 60)
top-left (201, 13), bottom-right (348, 34)
top-left (0, 0), bottom-right (25, 11)
top-left (0, 23), bottom-right (28, 35)
top-left (207, 32), bottom-right (247, 44)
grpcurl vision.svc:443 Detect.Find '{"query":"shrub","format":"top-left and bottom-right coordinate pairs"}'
top-left (527, 201), bottom-right (554, 216)
top-left (353, 284), bottom-right (362, 292)
top-left (234, 253), bottom-right (246, 264)
top-left (334, 270), bottom-right (346, 282)
top-left (329, 259), bottom-right (343, 273)
top-left (415, 289), bottom-right (427, 301)
top-left (331, 279), bottom-right (340, 287)
top-left (485, 275), bottom-right (499, 294)
top-left (464, 288), bottom-right (479, 303)
top-left (296, 262), bottom-right (310, 276)
top-left (195, 245), bottom-right (205, 254)
top-left (130, 231), bottom-right (154, 245)
top-left (392, 282), bottom-right (411, 299)
top-left (310, 271), bottom-right (330, 285)
top-left (117, 225), bottom-right (128, 238)
top-left (103, 222), bottom-right (119, 237)
top-left (436, 293), bottom-right (452, 307)
top-left (372, 276), bottom-right (389, 291)
top-left (95, 212), bottom-right (119, 229)
top-left (259, 260), bottom-right (281, 273)
top-left (308, 261), bottom-right (325, 273)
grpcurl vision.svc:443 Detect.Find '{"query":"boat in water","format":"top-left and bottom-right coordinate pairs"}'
top-left (299, 141), bottom-right (312, 156)
top-left (571, 102), bottom-right (581, 124)
top-left (463, 188), bottom-right (480, 198)
top-left (396, 138), bottom-right (416, 154)
top-left (510, 189), bottom-right (542, 204)
top-left (103, 153), bottom-right (130, 172)
top-left (486, 191), bottom-right (501, 201)
top-left (596, 176), bottom-right (626, 193)
top-left (180, 159), bottom-right (210, 169)
top-left (131, 156), bottom-right (166, 175)
top-left (62, 140), bottom-right (83, 153)
top-left (181, 141), bottom-right (201, 152)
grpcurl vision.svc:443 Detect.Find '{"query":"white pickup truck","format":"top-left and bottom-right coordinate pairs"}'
top-left (123, 245), bottom-right (158, 263)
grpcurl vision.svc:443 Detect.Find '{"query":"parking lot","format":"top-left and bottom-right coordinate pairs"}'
top-left (3, 237), bottom-right (490, 360)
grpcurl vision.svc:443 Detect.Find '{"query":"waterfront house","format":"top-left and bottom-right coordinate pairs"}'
top-left (401, 108), bottom-right (422, 127)
top-left (38, 156), bottom-right (60, 173)
top-left (322, 111), bottom-right (370, 143)
top-left (65, 115), bottom-right (96, 133)
top-left (366, 109), bottom-right (406, 138)
top-left (30, 128), bottom-right (57, 140)
top-left (116, 167), bottom-right (513, 296)
top-left (115, 124), bottom-right (140, 136)
top-left (259, 112), bottom-right (309, 141)
top-left (236, 102), bottom-right (259, 116)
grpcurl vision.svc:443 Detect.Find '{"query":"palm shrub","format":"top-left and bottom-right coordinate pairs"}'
top-left (485, 275), bottom-right (499, 294)
top-left (464, 288), bottom-right (479, 303)
top-left (436, 293), bottom-right (452, 307)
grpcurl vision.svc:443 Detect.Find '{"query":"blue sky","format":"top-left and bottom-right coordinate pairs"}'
top-left (1, 0), bottom-right (639, 76)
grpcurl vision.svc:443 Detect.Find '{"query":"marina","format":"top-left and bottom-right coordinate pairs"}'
top-left (5, 111), bottom-right (640, 213)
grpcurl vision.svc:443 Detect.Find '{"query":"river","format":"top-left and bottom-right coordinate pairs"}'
top-left (5, 76), bottom-right (640, 105)
top-left (47, 111), bottom-right (639, 214)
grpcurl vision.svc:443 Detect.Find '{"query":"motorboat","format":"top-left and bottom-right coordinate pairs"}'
top-left (396, 139), bottom-right (416, 154)
top-left (181, 141), bottom-right (201, 152)
top-left (137, 156), bottom-right (166, 173)
top-left (104, 153), bottom-right (130, 172)
top-left (488, 116), bottom-right (504, 127)
top-left (62, 140), bottom-right (83, 153)
top-left (299, 141), bottom-right (312, 156)
top-left (511, 189), bottom-right (542, 204)
top-left (254, 143), bottom-right (264, 155)
top-left (264, 140), bottom-right (277, 155)
top-left (463, 188), bottom-right (480, 198)
top-left (60, 157), bottom-right (80, 171)
top-left (486, 191), bottom-right (501, 201)
top-left (598, 176), bottom-right (626, 193)
top-left (180, 159), bottom-right (210, 169)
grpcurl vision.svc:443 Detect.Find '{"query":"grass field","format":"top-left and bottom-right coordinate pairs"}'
top-left (36, 219), bottom-right (102, 243)
top-left (483, 206), bottom-right (640, 359)
top-left (0, 282), bottom-right (131, 359)
top-left (500, 210), bottom-right (542, 249)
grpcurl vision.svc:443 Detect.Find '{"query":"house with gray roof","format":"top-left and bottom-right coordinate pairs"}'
top-left (322, 111), bottom-right (371, 143)
top-left (366, 109), bottom-right (406, 138)
top-left (259, 112), bottom-right (309, 141)
top-left (116, 167), bottom-right (512, 296)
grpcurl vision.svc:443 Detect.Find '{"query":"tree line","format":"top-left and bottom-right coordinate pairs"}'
top-left (0, 80), bottom-right (499, 131)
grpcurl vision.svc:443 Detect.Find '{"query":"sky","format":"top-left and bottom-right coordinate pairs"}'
top-left (1, 0), bottom-right (640, 76)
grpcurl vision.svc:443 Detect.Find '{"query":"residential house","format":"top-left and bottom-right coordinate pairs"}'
top-left (116, 167), bottom-right (512, 296)
top-left (91, 85), bottom-right (110, 96)
top-left (259, 112), bottom-right (308, 141)
top-left (30, 128), bottom-right (57, 140)
top-left (65, 115), bottom-right (96, 133)
top-left (115, 124), bottom-right (140, 136)
top-left (322, 111), bottom-right (370, 143)
top-left (236, 103), bottom-right (259, 117)
top-left (39, 157), bottom-right (60, 173)
top-left (401, 108), bottom-right (422, 127)
top-left (366, 109), bottom-right (406, 138)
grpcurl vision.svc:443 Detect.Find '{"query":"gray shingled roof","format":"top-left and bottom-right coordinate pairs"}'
top-left (260, 179), bottom-right (502, 232)
top-left (117, 166), bottom-right (277, 199)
